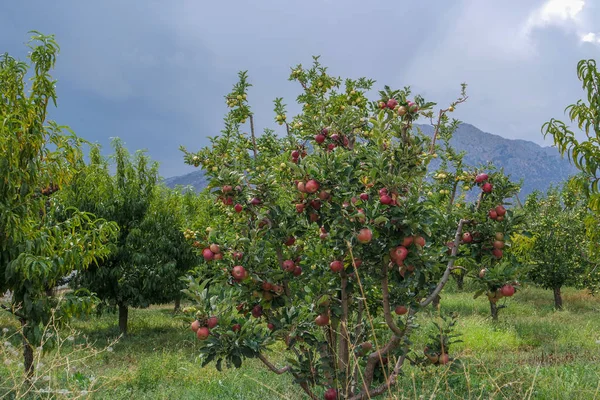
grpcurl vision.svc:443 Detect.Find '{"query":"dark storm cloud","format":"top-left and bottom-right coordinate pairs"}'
top-left (1, 0), bottom-right (598, 177)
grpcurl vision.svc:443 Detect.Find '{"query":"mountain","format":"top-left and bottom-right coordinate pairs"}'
top-left (417, 123), bottom-right (578, 197)
top-left (164, 123), bottom-right (578, 198)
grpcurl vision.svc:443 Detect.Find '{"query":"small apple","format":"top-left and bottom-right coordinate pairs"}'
top-left (387, 98), bottom-right (398, 109)
top-left (214, 253), bottom-right (223, 260)
top-left (495, 205), bottom-right (506, 216)
top-left (196, 327), bottom-right (210, 340)
top-left (297, 181), bottom-right (306, 192)
top-left (293, 266), bottom-right (303, 276)
top-left (267, 323), bottom-right (275, 331)
top-left (402, 236), bottom-right (414, 247)
top-left (488, 210), bottom-right (498, 220)
top-left (209, 244), bottom-right (220, 254)
top-left (305, 179), bottom-right (320, 194)
top-left (394, 305), bottom-right (408, 315)
top-left (462, 232), bottom-right (473, 243)
top-left (493, 240), bottom-right (504, 249)
top-left (495, 232), bottom-right (504, 241)
top-left (315, 134), bottom-right (326, 144)
top-left (360, 193), bottom-right (369, 201)
top-left (357, 228), bottom-right (373, 244)
top-left (380, 194), bottom-right (392, 205)
top-left (262, 282), bottom-right (272, 291)
top-left (310, 199), bottom-right (321, 210)
top-left (282, 260), bottom-right (296, 272)
top-left (393, 246), bottom-right (409, 261)
top-left (284, 236), bottom-right (296, 246)
top-left (222, 185), bottom-right (233, 193)
top-left (251, 305), bottom-right (263, 318)
top-left (330, 260), bottom-right (344, 273)
top-left (397, 106), bottom-right (407, 116)
top-left (315, 314), bottom-right (330, 326)
top-left (492, 248), bottom-right (503, 259)
top-left (482, 183), bottom-right (493, 193)
top-left (202, 248), bottom-right (214, 261)
top-left (191, 320), bottom-right (201, 332)
top-left (291, 150), bottom-right (300, 159)
top-left (500, 284), bottom-right (515, 297)
top-left (234, 203), bottom-right (243, 213)
top-left (232, 324), bottom-right (241, 332)
top-left (475, 173), bottom-right (489, 183)
top-left (413, 236), bottom-right (426, 247)
top-left (250, 197), bottom-right (262, 205)
top-left (232, 265), bottom-right (247, 281)
top-left (324, 388), bottom-right (337, 400)
top-left (207, 316), bottom-right (218, 329)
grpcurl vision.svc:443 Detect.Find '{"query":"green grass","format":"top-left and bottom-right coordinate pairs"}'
top-left (2, 285), bottom-right (600, 399)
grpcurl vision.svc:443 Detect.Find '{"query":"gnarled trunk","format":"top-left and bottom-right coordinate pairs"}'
top-left (118, 303), bottom-right (128, 335)
top-left (553, 286), bottom-right (563, 310)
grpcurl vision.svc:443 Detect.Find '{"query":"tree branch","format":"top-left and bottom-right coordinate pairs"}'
top-left (420, 219), bottom-right (469, 307)
top-left (1, 304), bottom-right (26, 319)
top-left (257, 353), bottom-right (291, 375)
top-left (381, 261), bottom-right (403, 336)
top-left (249, 114), bottom-right (258, 160)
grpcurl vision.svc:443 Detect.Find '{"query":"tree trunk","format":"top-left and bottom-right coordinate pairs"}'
top-left (432, 294), bottom-right (441, 309)
top-left (21, 319), bottom-right (34, 378)
top-left (553, 286), bottom-right (563, 310)
top-left (455, 272), bottom-right (465, 291)
top-left (174, 297), bottom-right (181, 313)
top-left (118, 303), bottom-right (128, 335)
top-left (489, 300), bottom-right (498, 321)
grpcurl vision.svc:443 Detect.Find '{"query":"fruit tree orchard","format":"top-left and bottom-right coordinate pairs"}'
top-left (179, 57), bottom-right (523, 399)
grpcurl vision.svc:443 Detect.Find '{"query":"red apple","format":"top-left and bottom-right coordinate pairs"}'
top-left (475, 173), bottom-right (489, 183)
top-left (234, 203), bottom-right (243, 213)
top-left (488, 210), bottom-right (498, 220)
top-left (413, 236), bottom-right (426, 247)
top-left (232, 324), bottom-right (241, 332)
top-left (209, 244), bottom-right (220, 254)
top-left (394, 305), bottom-right (408, 315)
top-left (409, 103), bottom-right (419, 113)
top-left (232, 265), bottom-right (247, 281)
top-left (360, 193), bottom-right (369, 201)
top-left (251, 305), bottom-right (263, 318)
top-left (305, 179), bottom-right (320, 194)
top-left (207, 316), bottom-right (218, 329)
top-left (284, 236), bottom-right (296, 246)
top-left (324, 388), bottom-right (338, 400)
top-left (293, 266), bottom-right (303, 276)
top-left (482, 183), bottom-right (493, 193)
top-left (315, 314), bottom-right (330, 326)
top-left (500, 284), bottom-right (515, 297)
top-left (296, 204), bottom-right (305, 213)
top-left (462, 232), bottom-right (473, 243)
top-left (357, 228), bottom-right (373, 244)
top-left (291, 150), bottom-right (300, 159)
top-left (196, 327), bottom-right (210, 340)
top-left (191, 320), bottom-right (201, 332)
top-left (310, 199), bottom-right (321, 210)
top-left (393, 246), bottom-right (409, 261)
top-left (214, 253), bottom-right (223, 260)
top-left (397, 106), bottom-right (407, 116)
top-left (309, 213), bottom-right (319, 223)
top-left (262, 282), bottom-right (272, 291)
top-left (493, 240), bottom-right (504, 249)
top-left (267, 323), bottom-right (275, 331)
top-left (315, 134), bottom-right (326, 144)
top-left (282, 260), bottom-right (296, 272)
top-left (250, 197), bottom-right (262, 205)
top-left (387, 98), bottom-right (398, 109)
top-left (378, 101), bottom-right (386, 109)
top-left (318, 190), bottom-right (330, 200)
top-left (330, 260), bottom-right (344, 273)
top-left (202, 248), bottom-right (214, 261)
top-left (492, 248), bottom-right (503, 259)
top-left (297, 181), bottom-right (306, 192)
top-left (380, 194), bottom-right (392, 205)
top-left (495, 205), bottom-right (506, 216)
top-left (379, 188), bottom-right (388, 196)
top-left (327, 143), bottom-right (336, 152)
top-left (402, 236), bottom-right (414, 247)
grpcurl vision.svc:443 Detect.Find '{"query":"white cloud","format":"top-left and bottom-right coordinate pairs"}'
top-left (580, 32), bottom-right (600, 43)
top-left (526, 0), bottom-right (585, 30)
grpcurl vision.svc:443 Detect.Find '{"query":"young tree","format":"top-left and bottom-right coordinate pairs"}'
top-left (63, 141), bottom-right (193, 334)
top-left (0, 33), bottom-right (118, 375)
top-left (179, 58), bottom-right (519, 399)
top-left (519, 181), bottom-right (594, 309)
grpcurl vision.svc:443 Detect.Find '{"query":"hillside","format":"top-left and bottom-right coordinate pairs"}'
top-left (164, 123), bottom-right (578, 197)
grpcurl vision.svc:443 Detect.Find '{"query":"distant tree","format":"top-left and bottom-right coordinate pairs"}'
top-left (62, 140), bottom-right (186, 334)
top-left (0, 33), bottom-right (118, 376)
top-left (519, 181), bottom-right (591, 309)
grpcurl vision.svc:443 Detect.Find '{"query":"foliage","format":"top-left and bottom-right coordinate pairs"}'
top-left (0, 32), bottom-right (118, 375)
top-left (61, 140), bottom-right (196, 333)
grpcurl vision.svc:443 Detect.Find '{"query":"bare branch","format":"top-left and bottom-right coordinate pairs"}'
top-left (420, 219), bottom-right (469, 307)
top-left (1, 304), bottom-right (26, 319)
top-left (249, 114), bottom-right (258, 159)
top-left (257, 353), bottom-right (291, 375)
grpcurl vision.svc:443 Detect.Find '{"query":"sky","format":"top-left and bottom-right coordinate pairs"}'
top-left (1, 0), bottom-right (599, 178)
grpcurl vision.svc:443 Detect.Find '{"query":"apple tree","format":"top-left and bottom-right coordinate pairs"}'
top-left (62, 140), bottom-right (195, 334)
top-left (0, 33), bottom-right (118, 376)
top-left (178, 58), bottom-right (518, 399)
top-left (519, 181), bottom-right (595, 309)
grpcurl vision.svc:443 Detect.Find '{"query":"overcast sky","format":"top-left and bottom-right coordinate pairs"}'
top-left (1, 0), bottom-right (598, 177)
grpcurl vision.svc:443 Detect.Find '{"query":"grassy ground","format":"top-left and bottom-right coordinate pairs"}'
top-left (1, 285), bottom-right (600, 399)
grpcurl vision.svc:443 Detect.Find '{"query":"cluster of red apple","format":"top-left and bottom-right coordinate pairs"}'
top-left (461, 230), bottom-right (505, 259)
top-left (313, 127), bottom-right (350, 152)
top-left (488, 204), bottom-right (506, 221)
top-left (290, 148), bottom-right (307, 164)
top-left (378, 98), bottom-right (419, 117)
top-left (423, 346), bottom-right (451, 365)
top-left (378, 187), bottom-right (402, 206)
top-left (256, 281), bottom-right (285, 302)
top-left (191, 315), bottom-right (218, 341)
top-left (282, 258), bottom-right (303, 276)
top-left (201, 243), bottom-right (223, 261)
top-left (475, 173), bottom-right (493, 193)
top-left (295, 179), bottom-right (328, 223)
